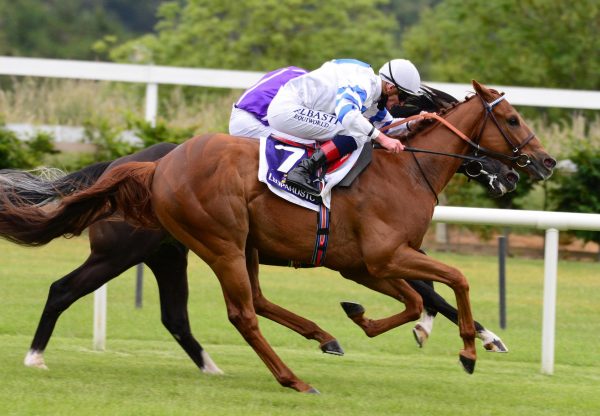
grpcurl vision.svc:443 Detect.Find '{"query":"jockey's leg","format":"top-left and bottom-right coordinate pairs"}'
top-left (286, 135), bottom-right (357, 195)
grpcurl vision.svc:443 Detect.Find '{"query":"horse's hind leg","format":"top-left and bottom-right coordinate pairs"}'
top-left (144, 241), bottom-right (223, 374)
top-left (179, 234), bottom-right (316, 392)
top-left (246, 248), bottom-right (343, 355)
top-left (339, 270), bottom-right (423, 338)
top-left (215, 257), bottom-right (316, 392)
top-left (25, 251), bottom-right (134, 369)
top-left (26, 222), bottom-right (164, 369)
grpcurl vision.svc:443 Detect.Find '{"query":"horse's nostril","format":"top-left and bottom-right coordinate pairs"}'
top-left (506, 172), bottom-right (520, 184)
top-left (544, 158), bottom-right (557, 169)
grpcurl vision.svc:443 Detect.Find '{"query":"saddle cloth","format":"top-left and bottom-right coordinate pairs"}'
top-left (258, 135), bottom-right (363, 211)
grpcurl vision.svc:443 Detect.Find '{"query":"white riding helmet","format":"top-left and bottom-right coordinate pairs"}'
top-left (378, 59), bottom-right (422, 96)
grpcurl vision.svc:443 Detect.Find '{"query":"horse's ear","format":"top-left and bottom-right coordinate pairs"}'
top-left (472, 80), bottom-right (493, 101)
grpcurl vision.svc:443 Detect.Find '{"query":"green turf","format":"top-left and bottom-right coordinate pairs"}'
top-left (1, 237), bottom-right (599, 415)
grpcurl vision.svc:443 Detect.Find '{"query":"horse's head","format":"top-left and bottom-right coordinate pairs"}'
top-left (472, 80), bottom-right (556, 181)
top-left (458, 156), bottom-right (520, 198)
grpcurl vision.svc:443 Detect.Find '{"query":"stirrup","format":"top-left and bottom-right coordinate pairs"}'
top-left (286, 165), bottom-right (322, 196)
top-left (286, 177), bottom-right (321, 196)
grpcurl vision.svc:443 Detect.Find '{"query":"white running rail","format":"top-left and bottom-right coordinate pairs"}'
top-left (432, 207), bottom-right (600, 375)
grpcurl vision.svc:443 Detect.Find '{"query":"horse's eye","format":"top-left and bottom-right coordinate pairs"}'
top-left (508, 116), bottom-right (520, 126)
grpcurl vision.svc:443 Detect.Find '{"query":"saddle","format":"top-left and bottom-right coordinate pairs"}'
top-left (258, 135), bottom-right (372, 211)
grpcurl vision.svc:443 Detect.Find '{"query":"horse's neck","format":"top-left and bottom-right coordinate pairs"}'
top-left (404, 99), bottom-right (483, 196)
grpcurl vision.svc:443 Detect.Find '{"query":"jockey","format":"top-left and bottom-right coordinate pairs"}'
top-left (266, 58), bottom-right (424, 196)
top-left (229, 63), bottom-right (420, 140)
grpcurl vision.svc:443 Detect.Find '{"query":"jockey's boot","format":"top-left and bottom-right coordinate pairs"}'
top-left (286, 135), bottom-right (357, 196)
top-left (286, 149), bottom-right (327, 196)
top-left (286, 134), bottom-right (357, 196)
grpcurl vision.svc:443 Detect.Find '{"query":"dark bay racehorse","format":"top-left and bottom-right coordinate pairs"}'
top-left (1, 144), bottom-right (221, 373)
top-left (0, 81), bottom-right (555, 392)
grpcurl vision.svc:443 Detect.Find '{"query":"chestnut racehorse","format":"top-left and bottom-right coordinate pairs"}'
top-left (0, 81), bottom-right (555, 392)
top-left (0, 141), bottom-right (516, 371)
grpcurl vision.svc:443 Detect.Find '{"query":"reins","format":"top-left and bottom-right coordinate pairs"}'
top-left (382, 97), bottom-right (534, 167)
top-left (381, 113), bottom-right (484, 162)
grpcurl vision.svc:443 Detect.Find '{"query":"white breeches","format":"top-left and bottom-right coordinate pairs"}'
top-left (229, 106), bottom-right (273, 139)
top-left (266, 88), bottom-right (344, 143)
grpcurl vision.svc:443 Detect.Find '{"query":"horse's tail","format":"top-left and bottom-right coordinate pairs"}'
top-left (0, 161), bottom-right (111, 207)
top-left (0, 161), bottom-right (158, 247)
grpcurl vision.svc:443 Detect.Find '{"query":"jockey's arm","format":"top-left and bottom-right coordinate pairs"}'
top-left (335, 85), bottom-right (381, 145)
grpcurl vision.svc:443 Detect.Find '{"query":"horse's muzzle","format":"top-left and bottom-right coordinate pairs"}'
top-left (524, 155), bottom-right (556, 181)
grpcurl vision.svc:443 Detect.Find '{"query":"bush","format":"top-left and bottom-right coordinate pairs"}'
top-left (0, 122), bottom-right (57, 169)
top-left (83, 117), bottom-right (136, 162)
top-left (127, 116), bottom-right (197, 147)
top-left (550, 145), bottom-right (600, 246)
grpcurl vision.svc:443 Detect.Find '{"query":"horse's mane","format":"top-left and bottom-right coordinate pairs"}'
top-left (404, 92), bottom-right (480, 138)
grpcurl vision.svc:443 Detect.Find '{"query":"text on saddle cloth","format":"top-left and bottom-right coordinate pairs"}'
top-left (258, 134), bottom-right (363, 212)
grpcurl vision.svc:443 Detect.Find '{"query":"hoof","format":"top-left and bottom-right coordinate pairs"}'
top-left (483, 338), bottom-right (509, 353)
top-left (201, 350), bottom-right (224, 375)
top-left (305, 387), bottom-right (321, 394)
top-left (24, 350), bottom-right (48, 370)
top-left (459, 353), bottom-right (476, 374)
top-left (201, 366), bottom-right (224, 375)
top-left (412, 324), bottom-right (429, 348)
top-left (340, 301), bottom-right (365, 317)
top-left (478, 329), bottom-right (509, 353)
top-left (320, 340), bottom-right (344, 356)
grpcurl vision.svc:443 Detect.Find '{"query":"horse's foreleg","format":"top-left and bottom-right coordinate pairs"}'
top-left (408, 280), bottom-right (507, 352)
top-left (339, 270), bottom-right (423, 337)
top-left (409, 280), bottom-right (484, 330)
top-left (145, 241), bottom-right (222, 374)
top-left (246, 248), bottom-right (343, 355)
top-left (366, 248), bottom-right (477, 373)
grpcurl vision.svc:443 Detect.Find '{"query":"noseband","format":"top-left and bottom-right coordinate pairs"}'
top-left (471, 95), bottom-right (535, 168)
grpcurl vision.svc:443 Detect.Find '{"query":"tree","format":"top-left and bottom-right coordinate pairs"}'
top-left (103, 0), bottom-right (161, 33)
top-left (110, 0), bottom-right (398, 71)
top-left (402, 0), bottom-right (599, 90)
top-left (382, 0), bottom-right (442, 44)
top-left (0, 0), bottom-right (157, 59)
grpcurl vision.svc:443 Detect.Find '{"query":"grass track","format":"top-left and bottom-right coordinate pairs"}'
top-left (1, 237), bottom-right (599, 415)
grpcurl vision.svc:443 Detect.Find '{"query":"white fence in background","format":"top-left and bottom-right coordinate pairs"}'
top-left (2, 56), bottom-right (600, 129)
top-left (1, 56), bottom-right (599, 373)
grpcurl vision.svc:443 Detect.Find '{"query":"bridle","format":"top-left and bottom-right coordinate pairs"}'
top-left (471, 94), bottom-right (535, 168)
top-left (379, 91), bottom-right (537, 203)
top-left (382, 92), bottom-right (537, 168)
